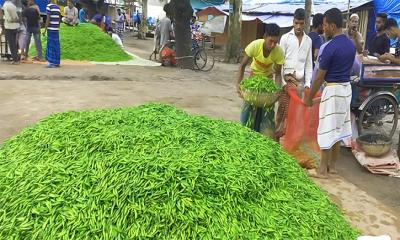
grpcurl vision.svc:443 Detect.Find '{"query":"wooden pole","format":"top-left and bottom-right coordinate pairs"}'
top-left (305, 0), bottom-right (312, 34)
top-left (347, 0), bottom-right (351, 28)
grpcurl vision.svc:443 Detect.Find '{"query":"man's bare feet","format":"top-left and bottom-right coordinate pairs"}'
top-left (328, 167), bottom-right (338, 174)
top-left (307, 169), bottom-right (329, 179)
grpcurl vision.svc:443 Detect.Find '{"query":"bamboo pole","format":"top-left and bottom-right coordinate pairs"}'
top-left (347, 0), bottom-right (351, 28)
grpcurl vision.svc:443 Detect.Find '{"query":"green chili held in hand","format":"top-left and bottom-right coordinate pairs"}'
top-left (240, 75), bottom-right (281, 93)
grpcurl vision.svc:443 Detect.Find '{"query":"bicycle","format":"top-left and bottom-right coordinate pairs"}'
top-left (190, 38), bottom-right (215, 71)
top-left (155, 38), bottom-right (214, 71)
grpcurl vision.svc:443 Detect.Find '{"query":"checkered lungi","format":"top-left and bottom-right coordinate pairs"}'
top-left (116, 28), bottom-right (124, 42)
top-left (275, 82), bottom-right (298, 137)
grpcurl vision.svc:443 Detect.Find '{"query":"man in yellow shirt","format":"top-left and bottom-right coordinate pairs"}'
top-left (236, 23), bottom-right (285, 139)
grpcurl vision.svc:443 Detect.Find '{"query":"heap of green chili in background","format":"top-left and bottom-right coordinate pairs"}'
top-left (31, 24), bottom-right (132, 62)
top-left (0, 103), bottom-right (358, 239)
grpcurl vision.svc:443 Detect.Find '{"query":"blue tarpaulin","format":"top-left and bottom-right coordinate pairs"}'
top-left (374, 0), bottom-right (400, 24)
top-left (191, 0), bottom-right (225, 10)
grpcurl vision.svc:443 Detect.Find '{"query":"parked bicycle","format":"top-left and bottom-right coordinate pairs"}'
top-left (151, 38), bottom-right (214, 71)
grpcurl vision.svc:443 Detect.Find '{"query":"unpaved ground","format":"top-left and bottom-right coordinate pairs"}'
top-left (0, 37), bottom-right (399, 238)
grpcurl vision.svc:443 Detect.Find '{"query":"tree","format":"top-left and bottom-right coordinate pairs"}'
top-left (138, 0), bottom-right (148, 39)
top-left (304, 0), bottom-right (312, 33)
top-left (225, 0), bottom-right (242, 63)
top-left (168, 0), bottom-right (194, 69)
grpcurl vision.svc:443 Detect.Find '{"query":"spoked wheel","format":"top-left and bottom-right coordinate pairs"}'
top-left (358, 95), bottom-right (399, 138)
top-left (193, 48), bottom-right (208, 71)
top-left (201, 49), bottom-right (215, 72)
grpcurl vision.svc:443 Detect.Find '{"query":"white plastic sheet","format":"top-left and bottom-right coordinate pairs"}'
top-left (200, 15), bottom-right (227, 35)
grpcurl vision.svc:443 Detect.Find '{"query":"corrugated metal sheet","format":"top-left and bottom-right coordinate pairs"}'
top-left (243, 0), bottom-right (371, 14)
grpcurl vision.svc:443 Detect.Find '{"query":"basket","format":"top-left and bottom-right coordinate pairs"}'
top-left (356, 134), bottom-right (392, 157)
top-left (241, 90), bottom-right (279, 108)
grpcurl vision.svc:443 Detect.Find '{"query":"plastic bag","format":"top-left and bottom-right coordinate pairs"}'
top-left (282, 88), bottom-right (321, 169)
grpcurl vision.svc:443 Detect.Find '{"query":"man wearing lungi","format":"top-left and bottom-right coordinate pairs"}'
top-left (305, 8), bottom-right (356, 178)
top-left (43, 0), bottom-right (61, 68)
top-left (115, 9), bottom-right (125, 42)
top-left (236, 23), bottom-right (284, 139)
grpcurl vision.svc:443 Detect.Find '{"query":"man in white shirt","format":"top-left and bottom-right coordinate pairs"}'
top-left (276, 8), bottom-right (313, 138)
top-left (62, 0), bottom-right (78, 26)
top-left (2, 0), bottom-right (20, 64)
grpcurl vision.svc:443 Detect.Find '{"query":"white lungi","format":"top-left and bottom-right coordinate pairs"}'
top-left (318, 82), bottom-right (352, 150)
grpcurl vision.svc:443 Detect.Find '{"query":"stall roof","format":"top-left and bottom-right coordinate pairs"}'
top-left (242, 14), bottom-right (293, 27)
top-left (242, 0), bottom-right (372, 14)
top-left (212, 0), bottom-right (372, 14)
top-left (196, 0), bottom-right (373, 28)
top-left (197, 6), bottom-right (228, 17)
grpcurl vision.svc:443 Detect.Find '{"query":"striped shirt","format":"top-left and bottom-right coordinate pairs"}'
top-left (46, 3), bottom-right (60, 31)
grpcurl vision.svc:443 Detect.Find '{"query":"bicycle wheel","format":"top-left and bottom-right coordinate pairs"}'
top-left (202, 49), bottom-right (215, 72)
top-left (358, 94), bottom-right (399, 138)
top-left (193, 48), bottom-right (207, 70)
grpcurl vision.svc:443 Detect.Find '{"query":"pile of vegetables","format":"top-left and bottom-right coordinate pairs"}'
top-left (240, 75), bottom-right (281, 93)
top-left (31, 24), bottom-right (132, 62)
top-left (0, 104), bottom-right (358, 239)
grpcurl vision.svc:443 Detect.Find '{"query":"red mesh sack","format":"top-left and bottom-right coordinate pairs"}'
top-left (282, 88), bottom-right (321, 169)
top-left (160, 47), bottom-right (177, 66)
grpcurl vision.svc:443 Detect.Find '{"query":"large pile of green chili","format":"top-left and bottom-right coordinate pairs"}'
top-left (0, 104), bottom-right (358, 239)
top-left (31, 24), bottom-right (132, 62)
